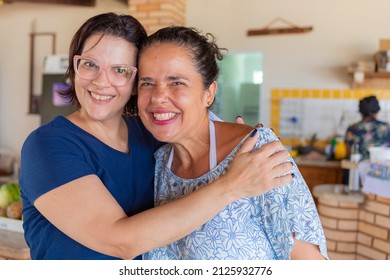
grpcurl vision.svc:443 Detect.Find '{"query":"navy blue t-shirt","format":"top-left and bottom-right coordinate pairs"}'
top-left (19, 116), bottom-right (162, 259)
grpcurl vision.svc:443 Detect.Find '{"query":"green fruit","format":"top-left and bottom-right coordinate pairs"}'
top-left (0, 182), bottom-right (21, 208)
top-left (9, 183), bottom-right (20, 201)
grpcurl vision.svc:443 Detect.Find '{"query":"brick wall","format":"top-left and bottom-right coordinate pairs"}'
top-left (357, 194), bottom-right (390, 260)
top-left (128, 0), bottom-right (186, 35)
top-left (318, 194), bottom-right (390, 259)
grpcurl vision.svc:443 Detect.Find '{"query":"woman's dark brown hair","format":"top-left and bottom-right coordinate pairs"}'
top-left (140, 26), bottom-right (225, 91)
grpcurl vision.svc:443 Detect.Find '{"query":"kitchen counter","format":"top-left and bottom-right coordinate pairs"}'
top-left (0, 229), bottom-right (30, 259)
top-left (294, 157), bottom-right (341, 168)
top-left (313, 183), bottom-right (364, 203)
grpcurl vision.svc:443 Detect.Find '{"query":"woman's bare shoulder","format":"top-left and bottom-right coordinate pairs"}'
top-left (214, 121), bottom-right (253, 150)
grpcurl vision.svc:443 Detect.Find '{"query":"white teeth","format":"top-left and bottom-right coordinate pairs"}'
top-left (153, 113), bottom-right (176, 121)
top-left (90, 92), bottom-right (113, 101)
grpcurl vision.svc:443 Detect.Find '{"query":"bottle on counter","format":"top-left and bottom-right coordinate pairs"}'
top-left (348, 143), bottom-right (362, 193)
top-left (325, 144), bottom-right (332, 160)
top-left (334, 137), bottom-right (347, 160)
top-left (325, 138), bottom-right (338, 160)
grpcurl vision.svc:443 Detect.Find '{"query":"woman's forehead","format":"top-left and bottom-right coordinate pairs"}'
top-left (82, 34), bottom-right (138, 63)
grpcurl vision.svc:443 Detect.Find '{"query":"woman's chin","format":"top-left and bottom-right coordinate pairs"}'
top-left (152, 132), bottom-right (175, 143)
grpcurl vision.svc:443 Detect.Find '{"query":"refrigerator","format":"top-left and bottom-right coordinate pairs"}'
top-left (40, 55), bottom-right (75, 125)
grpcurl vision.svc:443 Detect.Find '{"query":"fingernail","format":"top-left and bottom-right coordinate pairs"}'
top-left (236, 116), bottom-right (242, 120)
top-left (250, 129), bottom-right (257, 137)
top-left (255, 123), bottom-right (263, 128)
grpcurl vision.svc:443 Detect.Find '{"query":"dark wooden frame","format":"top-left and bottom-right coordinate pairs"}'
top-left (29, 32), bottom-right (56, 114)
top-left (247, 17), bottom-right (313, 36)
top-left (5, 0), bottom-right (96, 6)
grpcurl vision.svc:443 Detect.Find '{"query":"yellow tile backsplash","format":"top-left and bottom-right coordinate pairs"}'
top-left (271, 88), bottom-right (390, 146)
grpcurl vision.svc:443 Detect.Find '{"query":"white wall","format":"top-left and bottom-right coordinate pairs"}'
top-left (186, 0), bottom-right (390, 124)
top-left (1, 0), bottom-right (390, 154)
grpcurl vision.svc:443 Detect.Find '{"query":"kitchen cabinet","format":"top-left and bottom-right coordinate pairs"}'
top-left (295, 158), bottom-right (344, 203)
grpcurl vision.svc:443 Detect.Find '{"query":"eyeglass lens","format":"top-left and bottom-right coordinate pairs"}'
top-left (75, 57), bottom-right (136, 86)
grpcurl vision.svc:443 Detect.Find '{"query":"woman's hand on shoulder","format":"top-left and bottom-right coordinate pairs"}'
top-left (222, 130), bottom-right (293, 199)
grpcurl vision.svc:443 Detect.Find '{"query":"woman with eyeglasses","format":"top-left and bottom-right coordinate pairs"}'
top-left (19, 12), bottom-right (292, 260)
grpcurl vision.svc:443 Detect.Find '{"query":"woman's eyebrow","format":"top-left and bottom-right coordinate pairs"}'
top-left (167, 75), bottom-right (188, 81)
top-left (138, 75), bottom-right (189, 82)
top-left (139, 77), bottom-right (154, 82)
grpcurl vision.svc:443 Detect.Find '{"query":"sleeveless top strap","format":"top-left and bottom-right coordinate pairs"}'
top-left (208, 119), bottom-right (217, 169)
top-left (167, 119), bottom-right (217, 171)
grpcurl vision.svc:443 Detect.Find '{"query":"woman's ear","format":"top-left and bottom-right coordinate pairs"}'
top-left (205, 81), bottom-right (217, 107)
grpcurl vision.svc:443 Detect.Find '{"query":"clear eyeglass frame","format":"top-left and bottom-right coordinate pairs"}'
top-left (73, 55), bottom-right (137, 87)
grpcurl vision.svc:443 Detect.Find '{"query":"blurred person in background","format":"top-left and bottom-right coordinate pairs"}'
top-left (344, 95), bottom-right (390, 160)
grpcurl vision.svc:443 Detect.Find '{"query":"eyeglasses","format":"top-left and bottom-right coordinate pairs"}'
top-left (73, 55), bottom-right (137, 87)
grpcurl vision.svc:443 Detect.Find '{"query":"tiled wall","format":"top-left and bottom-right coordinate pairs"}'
top-left (318, 194), bottom-right (390, 260)
top-left (271, 88), bottom-right (390, 146)
top-left (128, 0), bottom-right (186, 35)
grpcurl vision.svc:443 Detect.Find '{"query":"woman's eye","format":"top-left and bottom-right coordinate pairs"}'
top-left (139, 82), bottom-right (154, 87)
top-left (115, 66), bottom-right (131, 76)
top-left (84, 60), bottom-right (98, 69)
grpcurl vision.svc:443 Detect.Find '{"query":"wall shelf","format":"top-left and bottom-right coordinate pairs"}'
top-left (350, 71), bottom-right (390, 89)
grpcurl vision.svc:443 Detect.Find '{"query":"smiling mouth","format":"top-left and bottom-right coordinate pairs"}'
top-left (153, 112), bottom-right (177, 121)
top-left (90, 92), bottom-right (113, 101)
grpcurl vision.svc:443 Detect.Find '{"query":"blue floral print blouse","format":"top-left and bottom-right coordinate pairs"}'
top-left (143, 127), bottom-right (328, 260)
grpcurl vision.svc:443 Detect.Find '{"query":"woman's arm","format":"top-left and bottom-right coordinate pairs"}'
top-left (291, 238), bottom-right (326, 260)
top-left (35, 133), bottom-right (292, 259)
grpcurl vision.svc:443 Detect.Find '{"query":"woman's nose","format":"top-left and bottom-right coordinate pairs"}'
top-left (92, 69), bottom-right (111, 87)
top-left (151, 85), bottom-right (168, 102)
